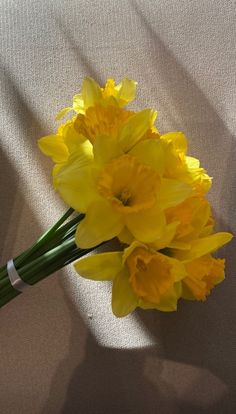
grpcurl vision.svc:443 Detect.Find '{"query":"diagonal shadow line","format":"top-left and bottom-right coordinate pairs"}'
top-left (130, 0), bottom-right (236, 397)
top-left (0, 142), bottom-right (44, 288)
top-left (130, 1), bottom-right (236, 252)
top-left (132, 3), bottom-right (236, 286)
top-left (0, 147), bottom-right (24, 262)
top-left (0, 61), bottom-right (47, 139)
top-left (0, 144), bottom-right (17, 227)
top-left (54, 14), bottom-right (104, 85)
top-left (0, 63), bottom-right (49, 261)
top-left (130, 3), bottom-right (236, 224)
top-left (0, 60), bottom-right (57, 186)
top-left (130, 0), bottom-right (236, 240)
top-left (131, 0), bottom-right (235, 151)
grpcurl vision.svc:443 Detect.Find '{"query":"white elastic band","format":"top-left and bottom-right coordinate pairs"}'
top-left (7, 259), bottom-right (30, 292)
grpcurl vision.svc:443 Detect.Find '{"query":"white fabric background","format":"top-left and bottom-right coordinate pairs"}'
top-left (0, 0), bottom-right (236, 412)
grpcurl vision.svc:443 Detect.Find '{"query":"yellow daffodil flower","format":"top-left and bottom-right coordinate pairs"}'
top-left (160, 132), bottom-right (212, 195)
top-left (172, 232), bottom-right (233, 262)
top-left (166, 196), bottom-right (212, 245)
top-left (52, 128), bottom-right (192, 248)
top-left (74, 241), bottom-right (187, 317)
top-left (38, 117), bottom-right (86, 165)
top-left (171, 231), bottom-right (233, 300)
top-left (56, 77), bottom-right (137, 120)
top-left (36, 76), bottom-right (233, 317)
top-left (182, 255), bottom-right (226, 301)
top-left (75, 231), bottom-right (232, 316)
top-left (39, 107), bottom-right (201, 249)
top-left (39, 103), bottom-right (159, 164)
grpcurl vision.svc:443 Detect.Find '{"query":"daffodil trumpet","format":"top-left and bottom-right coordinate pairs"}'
top-left (0, 77), bottom-right (233, 315)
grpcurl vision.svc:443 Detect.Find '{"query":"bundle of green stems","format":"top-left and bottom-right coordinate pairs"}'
top-left (0, 209), bottom-right (91, 308)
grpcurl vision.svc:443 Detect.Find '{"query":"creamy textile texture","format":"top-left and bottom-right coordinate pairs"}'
top-left (0, 0), bottom-right (236, 413)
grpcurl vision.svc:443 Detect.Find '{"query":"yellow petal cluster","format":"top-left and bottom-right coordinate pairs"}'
top-left (56, 77), bottom-right (137, 120)
top-left (38, 77), bottom-right (233, 317)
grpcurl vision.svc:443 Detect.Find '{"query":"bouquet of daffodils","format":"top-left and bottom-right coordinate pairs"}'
top-left (0, 77), bottom-right (232, 316)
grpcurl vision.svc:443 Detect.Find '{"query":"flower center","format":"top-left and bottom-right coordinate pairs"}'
top-left (126, 247), bottom-right (175, 304)
top-left (117, 188), bottom-right (132, 206)
top-left (97, 154), bottom-right (160, 213)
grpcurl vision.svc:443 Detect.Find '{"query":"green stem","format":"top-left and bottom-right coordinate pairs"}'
top-left (28, 247), bottom-right (90, 285)
top-left (17, 238), bottom-right (76, 282)
top-left (14, 207), bottom-right (74, 268)
top-left (27, 214), bottom-right (84, 261)
top-left (0, 208), bottom-right (99, 309)
top-left (0, 290), bottom-right (19, 308)
top-left (0, 245), bottom-right (93, 308)
top-left (0, 208), bottom-right (77, 281)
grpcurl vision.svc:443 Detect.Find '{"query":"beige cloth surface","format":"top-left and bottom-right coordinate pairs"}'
top-left (0, 0), bottom-right (236, 412)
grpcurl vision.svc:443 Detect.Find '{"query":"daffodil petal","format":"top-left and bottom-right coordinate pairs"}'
top-left (56, 107), bottom-right (73, 121)
top-left (93, 135), bottom-right (123, 166)
top-left (63, 122), bottom-right (86, 154)
top-left (118, 109), bottom-right (157, 152)
top-left (55, 165), bottom-right (95, 212)
top-left (185, 156), bottom-right (200, 169)
top-left (168, 241), bottom-right (191, 250)
top-left (181, 282), bottom-right (196, 300)
top-left (38, 135), bottom-right (69, 163)
top-left (125, 207), bottom-right (166, 243)
top-left (151, 221), bottom-right (179, 250)
top-left (116, 78), bottom-right (137, 104)
top-left (181, 255), bottom-right (226, 301)
top-left (118, 227), bottom-right (134, 245)
top-left (175, 232), bottom-right (233, 262)
top-left (170, 258), bottom-right (187, 281)
top-left (112, 269), bottom-right (138, 317)
top-left (155, 282), bottom-right (182, 311)
top-left (75, 199), bottom-right (123, 248)
top-left (54, 140), bottom-right (95, 212)
top-left (199, 223), bottom-right (214, 237)
top-left (82, 77), bottom-right (102, 108)
top-left (74, 251), bottom-right (123, 281)
top-left (68, 139), bottom-right (94, 166)
top-left (129, 139), bottom-right (165, 175)
top-left (53, 164), bottom-right (63, 179)
top-left (139, 282), bottom-right (182, 312)
top-left (191, 200), bottom-right (211, 236)
top-left (73, 93), bottom-right (85, 114)
top-left (161, 132), bottom-right (187, 155)
top-left (122, 240), bottom-right (147, 265)
top-left (159, 178), bottom-right (192, 209)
